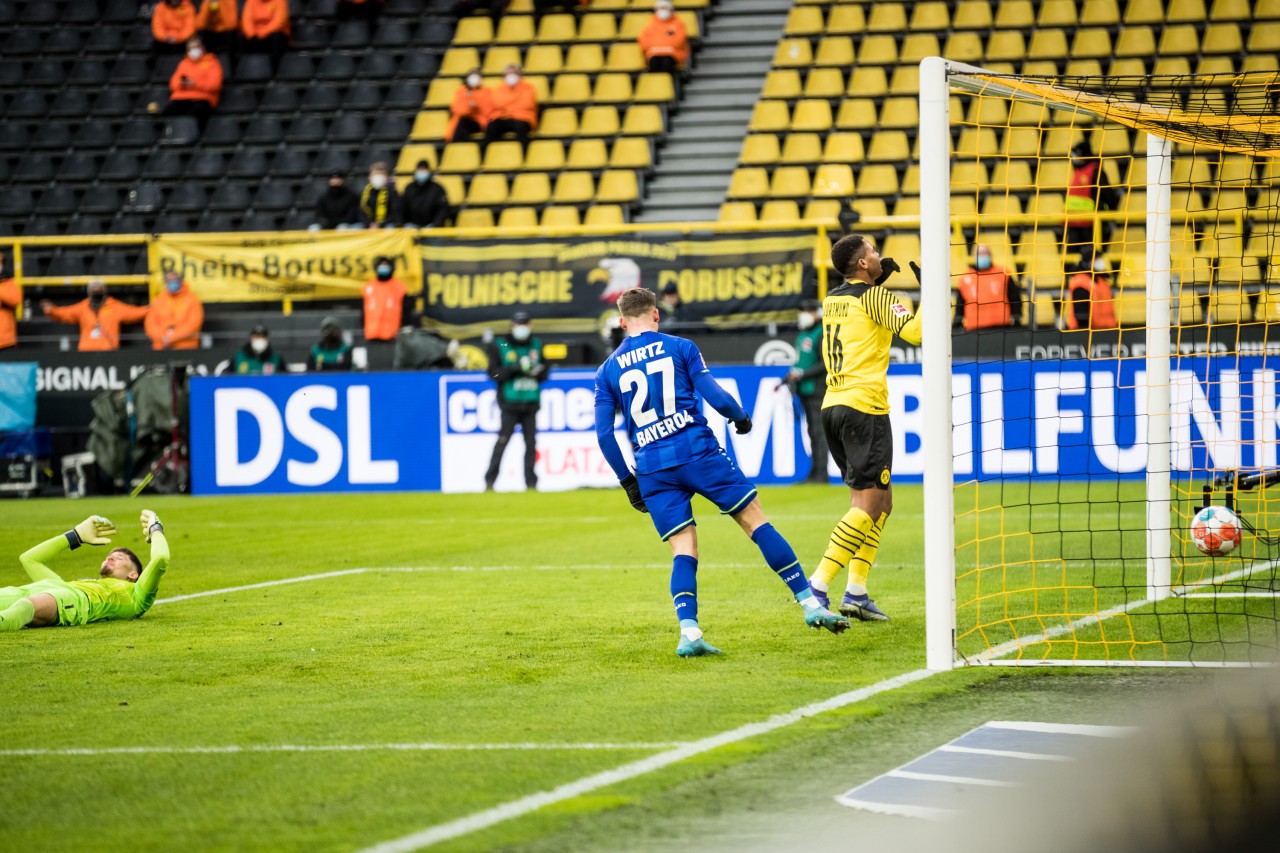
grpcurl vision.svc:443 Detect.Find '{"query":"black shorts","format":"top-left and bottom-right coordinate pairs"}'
top-left (821, 405), bottom-right (893, 490)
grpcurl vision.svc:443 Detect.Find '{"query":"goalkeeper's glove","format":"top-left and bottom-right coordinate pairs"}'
top-left (620, 475), bottom-right (648, 514)
top-left (909, 261), bottom-right (922, 284)
top-left (140, 509), bottom-right (164, 543)
top-left (875, 257), bottom-right (901, 285)
top-left (69, 515), bottom-right (116, 548)
top-left (733, 415), bottom-right (753, 435)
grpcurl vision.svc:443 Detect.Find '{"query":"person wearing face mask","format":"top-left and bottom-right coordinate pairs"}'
top-left (313, 171), bottom-right (362, 231)
top-left (146, 271), bottom-right (205, 350)
top-left (657, 281), bottom-right (686, 326)
top-left (307, 317), bottom-right (353, 372)
top-left (234, 324), bottom-right (284, 374)
top-left (163, 36), bottom-right (223, 131)
top-left (778, 299), bottom-right (828, 484)
top-left (447, 68), bottom-right (493, 144)
top-left (362, 256), bottom-right (411, 344)
top-left (1065, 140), bottom-right (1121, 257)
top-left (0, 251), bottom-right (19, 350)
top-left (1065, 249), bottom-right (1118, 331)
top-left (484, 311), bottom-right (547, 491)
top-left (954, 244), bottom-right (1023, 331)
top-left (638, 0), bottom-right (688, 76)
top-left (483, 64), bottom-right (538, 149)
top-left (41, 280), bottom-right (149, 352)
top-left (195, 0), bottom-right (238, 55)
top-left (360, 162), bottom-right (402, 229)
top-left (152, 0), bottom-right (197, 53)
top-left (401, 160), bottom-right (452, 229)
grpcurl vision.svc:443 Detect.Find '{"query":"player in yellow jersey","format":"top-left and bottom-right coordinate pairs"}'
top-left (0, 510), bottom-right (169, 631)
top-left (809, 234), bottom-right (922, 621)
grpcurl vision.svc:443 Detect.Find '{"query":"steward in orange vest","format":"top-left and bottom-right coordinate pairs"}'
top-left (146, 271), bottom-right (205, 350)
top-left (954, 245), bottom-right (1022, 330)
top-left (41, 281), bottom-right (149, 352)
top-left (1065, 140), bottom-right (1120, 251)
top-left (1065, 255), bottom-right (1118, 331)
top-left (0, 251), bottom-right (18, 349)
top-left (637, 0), bottom-right (689, 74)
top-left (362, 256), bottom-right (410, 342)
top-left (152, 0), bottom-right (197, 46)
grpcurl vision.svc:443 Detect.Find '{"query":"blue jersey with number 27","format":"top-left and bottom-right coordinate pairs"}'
top-left (594, 331), bottom-right (745, 475)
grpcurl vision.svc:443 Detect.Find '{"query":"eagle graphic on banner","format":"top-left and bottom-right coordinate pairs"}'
top-left (589, 257), bottom-right (642, 304)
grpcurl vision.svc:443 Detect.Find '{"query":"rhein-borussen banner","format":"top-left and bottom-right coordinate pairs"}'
top-left (416, 229), bottom-right (817, 333)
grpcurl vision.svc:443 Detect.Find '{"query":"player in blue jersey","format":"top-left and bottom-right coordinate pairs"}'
top-left (594, 287), bottom-right (849, 657)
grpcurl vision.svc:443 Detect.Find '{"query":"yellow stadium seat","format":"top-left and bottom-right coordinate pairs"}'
top-left (1037, 0), bottom-right (1077, 25)
top-left (1089, 126), bottom-right (1133, 158)
top-left (552, 171), bottom-right (595, 205)
top-left (1007, 100), bottom-right (1048, 127)
top-left (851, 197), bottom-right (889, 219)
top-left (1000, 126), bottom-right (1040, 159)
top-left (593, 72), bottom-right (634, 105)
top-left (846, 66), bottom-right (888, 97)
top-left (1193, 55), bottom-right (1234, 75)
top-left (880, 234), bottom-right (921, 267)
top-left (539, 206), bottom-right (580, 228)
top-left (565, 44), bottom-right (604, 73)
top-left (749, 100), bottom-right (790, 133)
top-left (520, 44), bottom-right (561, 75)
top-left (579, 105), bottom-right (620, 137)
top-left (826, 5), bottom-right (866, 34)
top-left (784, 6), bottom-right (824, 35)
top-left (1218, 155), bottom-right (1257, 185)
top-left (617, 11), bottom-right (648, 39)
top-left (516, 140), bottom-right (559, 172)
top-left (1208, 188), bottom-right (1250, 217)
top-left (791, 99), bottom-right (833, 132)
top-left (1123, 0), bottom-right (1162, 22)
top-left (899, 33), bottom-right (940, 64)
top-left (508, 0), bottom-right (532, 10)
top-left (396, 144), bottom-right (438, 174)
top-left (440, 47), bottom-right (482, 76)
top-left (536, 13), bottom-right (576, 42)
top-left (453, 16), bottom-right (494, 45)
top-left (609, 137), bottom-right (652, 170)
top-left (1025, 28), bottom-right (1068, 59)
top-left (621, 105), bottom-right (665, 136)
top-left (597, 170), bottom-right (639, 205)
top-left (1242, 54), bottom-right (1277, 72)
top-left (410, 110), bottom-right (449, 141)
top-left (1036, 157), bottom-right (1072, 190)
top-left (941, 30), bottom-right (984, 62)
top-left (951, 0), bottom-right (992, 29)
top-left (537, 108), bottom-right (578, 138)
top-left (835, 97), bottom-right (876, 129)
top-left (886, 66), bottom-right (919, 96)
top-left (1082, 0), bottom-right (1123, 25)
top-left (727, 167), bottom-right (770, 199)
top-left (763, 70), bottom-right (802, 100)
top-left (892, 196), bottom-right (920, 216)
top-left (477, 141), bottom-right (521, 173)
top-left (497, 206), bottom-right (539, 228)
top-left (1071, 26), bottom-right (1113, 57)
top-left (955, 128), bottom-right (999, 160)
top-left (759, 200), bottom-right (801, 222)
top-left (982, 29), bottom-right (1024, 61)
top-left (1209, 0), bottom-right (1249, 20)
top-left (509, 172), bottom-right (551, 206)
top-left (476, 46), bottom-right (517, 76)
top-left (858, 164), bottom-right (899, 196)
top-left (494, 15), bottom-right (534, 44)
top-left (1157, 24), bottom-right (1199, 54)
top-left (967, 97), bottom-right (1009, 128)
top-left (740, 134), bottom-right (781, 165)
top-left (1172, 158), bottom-right (1213, 185)
top-left (822, 131), bottom-right (864, 163)
top-left (990, 160), bottom-right (1034, 192)
top-left (812, 164), bottom-right (854, 198)
top-left (900, 164), bottom-right (921, 194)
top-left (779, 132), bottom-right (821, 164)
top-left (567, 138), bottom-right (608, 170)
top-left (950, 161), bottom-right (987, 191)
top-left (578, 12), bottom-right (617, 41)
top-left (981, 193), bottom-right (1024, 219)
top-left (437, 142), bottom-right (480, 174)
top-left (773, 38), bottom-right (813, 68)
top-left (1109, 57), bottom-right (1146, 76)
top-left (866, 3), bottom-right (906, 32)
top-left (856, 34), bottom-right (897, 64)
top-left (466, 174), bottom-right (508, 206)
top-left (814, 36), bottom-right (855, 66)
top-left (994, 0), bottom-right (1035, 28)
top-left (877, 96), bottom-right (918, 130)
top-left (802, 199), bottom-right (842, 223)
top-left (425, 77), bottom-right (460, 108)
top-left (1246, 22), bottom-right (1279, 50)
top-left (454, 208), bottom-right (494, 229)
top-left (584, 205), bottom-right (626, 226)
top-left (769, 166), bottom-right (811, 198)
top-left (548, 73), bottom-right (591, 106)
top-left (634, 73), bottom-right (675, 104)
top-left (803, 67), bottom-right (844, 99)
top-left (434, 174), bottom-right (465, 205)
top-left (605, 42), bottom-right (646, 73)
top-left (1115, 25), bottom-right (1159, 57)
top-left (1168, 0), bottom-right (1208, 20)
top-left (719, 202), bottom-right (758, 223)
top-left (909, 1), bottom-right (949, 30)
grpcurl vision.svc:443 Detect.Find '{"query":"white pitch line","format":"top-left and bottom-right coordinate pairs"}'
top-left (355, 669), bottom-right (938, 853)
top-left (937, 745), bottom-right (1072, 762)
top-left (985, 721), bottom-right (1136, 737)
top-left (886, 769), bottom-right (1017, 788)
top-left (1178, 592), bottom-right (1280, 599)
top-left (0, 742), bottom-right (686, 758)
top-left (832, 796), bottom-right (954, 821)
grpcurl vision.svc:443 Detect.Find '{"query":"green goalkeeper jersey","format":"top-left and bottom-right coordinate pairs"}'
top-left (18, 531), bottom-right (169, 624)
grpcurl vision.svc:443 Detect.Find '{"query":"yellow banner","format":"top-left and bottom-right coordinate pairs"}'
top-left (150, 231), bottom-right (423, 302)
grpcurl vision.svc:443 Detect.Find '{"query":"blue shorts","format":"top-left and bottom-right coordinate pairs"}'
top-left (639, 450), bottom-right (758, 540)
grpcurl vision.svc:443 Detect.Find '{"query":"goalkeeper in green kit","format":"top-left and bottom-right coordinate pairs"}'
top-left (0, 510), bottom-right (169, 631)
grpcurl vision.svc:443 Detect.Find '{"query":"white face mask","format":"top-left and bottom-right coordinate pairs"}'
top-left (414, 170), bottom-right (430, 182)
top-left (188, 48), bottom-right (203, 60)
top-left (1093, 260), bottom-right (1108, 274)
top-left (466, 73), bottom-right (482, 88)
top-left (369, 174), bottom-right (387, 190)
top-left (512, 325), bottom-right (531, 342)
top-left (504, 73), bottom-right (520, 87)
top-left (797, 313), bottom-right (816, 330)
top-left (250, 337), bottom-right (268, 354)
top-left (656, 7), bottom-right (672, 19)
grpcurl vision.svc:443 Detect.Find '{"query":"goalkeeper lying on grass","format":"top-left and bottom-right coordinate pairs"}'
top-left (0, 511), bottom-right (169, 631)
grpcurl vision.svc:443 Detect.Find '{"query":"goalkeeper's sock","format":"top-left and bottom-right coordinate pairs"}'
top-left (670, 554), bottom-right (699, 624)
top-left (812, 507), bottom-right (874, 590)
top-left (751, 523), bottom-right (811, 599)
top-left (846, 513), bottom-right (886, 597)
top-left (0, 598), bottom-right (35, 632)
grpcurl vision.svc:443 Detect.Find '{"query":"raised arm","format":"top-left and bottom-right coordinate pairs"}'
top-left (132, 511), bottom-right (170, 616)
top-left (18, 516), bottom-right (118, 583)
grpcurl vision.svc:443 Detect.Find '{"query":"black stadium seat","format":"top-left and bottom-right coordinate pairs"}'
top-left (241, 211), bottom-right (281, 232)
top-left (14, 154), bottom-right (54, 183)
top-left (286, 115), bottom-right (327, 144)
top-left (79, 186), bottom-right (122, 215)
top-left (67, 214), bottom-right (107, 235)
top-left (244, 115), bottom-right (285, 145)
top-left (303, 83), bottom-right (342, 112)
top-left (278, 54), bottom-right (315, 82)
top-left (35, 187), bottom-right (78, 216)
top-left (67, 59), bottom-right (108, 87)
top-left (152, 54), bottom-right (182, 84)
top-left (24, 217), bottom-right (62, 237)
top-left (110, 213), bottom-right (148, 234)
top-left (83, 27), bottom-right (124, 55)
top-left (64, 0), bottom-right (99, 24)
top-left (0, 188), bottom-right (34, 218)
top-left (162, 116), bottom-right (203, 146)
top-left (397, 51), bottom-right (438, 79)
top-left (330, 114), bottom-right (367, 143)
top-left (316, 53), bottom-right (356, 81)
top-left (259, 85), bottom-right (300, 112)
top-left (332, 20), bottom-right (370, 49)
top-left (153, 213), bottom-right (194, 234)
top-left (110, 57), bottom-right (151, 86)
top-left (312, 147), bottom-right (352, 176)
top-left (0, 60), bottom-right (22, 87)
top-left (227, 148), bottom-right (270, 178)
top-left (235, 53), bottom-right (274, 84)
top-left (209, 182), bottom-right (252, 211)
top-left (373, 19), bottom-right (411, 47)
top-left (269, 147), bottom-right (313, 178)
top-left (47, 250), bottom-right (89, 278)
top-left (357, 52), bottom-right (396, 79)
top-left (3, 29), bottom-right (41, 56)
top-left (167, 184), bottom-right (209, 212)
top-left (254, 180), bottom-right (295, 210)
top-left (369, 113), bottom-right (408, 142)
top-left (8, 91), bottom-right (48, 118)
top-left (201, 116), bottom-right (242, 146)
top-left (342, 83), bottom-right (381, 111)
top-left (118, 118), bottom-right (159, 148)
top-left (104, 0), bottom-right (140, 23)
top-left (186, 150), bottom-right (227, 179)
top-left (219, 88), bottom-right (261, 114)
top-left (291, 21), bottom-right (328, 50)
top-left (92, 90), bottom-right (134, 117)
top-left (45, 29), bottom-right (83, 55)
top-left (140, 150), bottom-right (185, 181)
top-left (74, 119), bottom-right (116, 149)
top-left (56, 152), bottom-right (99, 182)
top-left (104, 150), bottom-right (145, 182)
top-left (124, 182), bottom-right (165, 213)
top-left (196, 210), bottom-right (234, 232)
top-left (26, 60), bottom-right (64, 87)
top-left (385, 81), bottom-right (424, 110)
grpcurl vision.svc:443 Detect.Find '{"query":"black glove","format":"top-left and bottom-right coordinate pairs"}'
top-left (733, 415), bottom-right (753, 435)
top-left (875, 257), bottom-right (900, 285)
top-left (620, 474), bottom-right (648, 514)
top-left (909, 261), bottom-right (922, 284)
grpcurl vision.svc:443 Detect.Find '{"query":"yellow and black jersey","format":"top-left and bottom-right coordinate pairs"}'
top-left (821, 280), bottom-right (922, 415)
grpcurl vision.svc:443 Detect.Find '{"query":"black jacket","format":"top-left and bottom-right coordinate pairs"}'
top-left (314, 185), bottom-right (361, 229)
top-left (401, 179), bottom-right (452, 228)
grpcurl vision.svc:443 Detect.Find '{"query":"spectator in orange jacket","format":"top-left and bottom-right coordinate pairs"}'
top-left (0, 252), bottom-right (18, 350)
top-left (146, 271), bottom-right (205, 350)
top-left (363, 256), bottom-right (410, 343)
top-left (152, 0), bottom-right (198, 52)
top-left (638, 0), bottom-right (688, 75)
top-left (40, 280), bottom-right (149, 352)
top-left (447, 68), bottom-right (492, 144)
top-left (164, 37), bottom-right (223, 130)
top-left (484, 64), bottom-right (539, 148)
top-left (195, 0), bottom-right (238, 54)
top-left (241, 0), bottom-right (291, 67)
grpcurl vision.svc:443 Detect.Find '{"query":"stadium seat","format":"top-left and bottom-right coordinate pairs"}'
top-left (1037, 0), bottom-right (1078, 25)
top-left (549, 73), bottom-right (591, 106)
top-left (941, 32), bottom-right (983, 62)
top-left (909, 2), bottom-right (950, 31)
top-left (855, 34), bottom-right (896, 65)
top-left (749, 101), bottom-right (789, 134)
top-left (812, 164), bottom-right (854, 198)
top-left (621, 105), bottom-right (664, 136)
top-left (565, 44), bottom-right (604, 74)
top-left (580, 105), bottom-right (621, 136)
top-left (538, 205), bottom-right (578, 228)
top-left (633, 73), bottom-right (675, 104)
top-left (995, 0), bottom-right (1036, 27)
top-left (596, 170), bottom-right (639, 205)
top-left (762, 69), bottom-right (802, 100)
top-left (497, 207), bottom-right (539, 228)
top-left (1209, 0), bottom-right (1250, 19)
top-left (517, 139), bottom-right (561, 171)
top-left (866, 3), bottom-right (906, 32)
top-left (986, 31), bottom-right (1026, 62)
top-left (760, 200), bottom-right (800, 222)
top-left (454, 208), bottom-right (494, 229)
top-left (727, 168), bottom-right (770, 199)
top-left (821, 132), bottom-right (864, 164)
top-left (951, 0), bottom-right (992, 29)
top-left (857, 164), bottom-right (899, 196)
top-left (790, 99), bottom-right (832, 132)
top-left (1028, 29), bottom-right (1070, 59)
top-left (454, 15), bottom-right (493, 45)
top-left (878, 96), bottom-right (918, 130)
top-left (846, 66), bottom-right (888, 98)
top-left (867, 131), bottom-right (910, 162)
top-left (595, 73), bottom-right (636, 104)
top-left (584, 205), bottom-right (625, 226)
top-left (7, 91), bottom-right (47, 118)
top-left (802, 199), bottom-right (842, 223)
top-left (740, 135), bottom-right (780, 166)
top-left (209, 183), bottom-right (252, 212)
top-left (800, 67), bottom-right (843, 99)
top-left (605, 43), bottom-right (646, 73)
top-left (521, 45), bottom-right (562, 75)
top-left (260, 86), bottom-right (299, 113)
top-left (343, 84), bottom-right (382, 112)
top-left (75, 119), bottom-right (115, 150)
top-left (228, 149), bottom-right (270, 179)
top-left (552, 171), bottom-right (595, 204)
top-left (578, 12), bottom-right (617, 41)
top-left (1158, 24), bottom-right (1200, 55)
top-left (334, 114), bottom-right (371, 142)
top-left (279, 54), bottom-right (317, 82)
top-left (899, 33), bottom-right (941, 64)
top-left (509, 173), bottom-right (552, 206)
top-left (773, 39), bottom-right (813, 68)
top-left (783, 5), bottom-right (823, 35)
top-left (1245, 22), bottom-right (1278, 51)
top-left (834, 97), bottom-right (874, 129)
top-left (332, 20), bottom-right (371, 49)
top-left (466, 174), bottom-right (509, 207)
top-left (15, 154), bottom-right (54, 183)
top-left (609, 137), bottom-right (652, 170)
top-left (719, 201), bottom-right (757, 223)
top-left (439, 143), bottom-right (482, 174)
top-left (316, 54), bottom-right (356, 81)
top-left (769, 166), bottom-right (811, 199)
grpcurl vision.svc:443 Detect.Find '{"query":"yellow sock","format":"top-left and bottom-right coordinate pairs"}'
top-left (847, 513), bottom-right (886, 595)
top-left (811, 507), bottom-right (873, 590)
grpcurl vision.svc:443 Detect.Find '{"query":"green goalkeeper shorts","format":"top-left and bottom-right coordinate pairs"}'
top-left (21, 579), bottom-right (90, 627)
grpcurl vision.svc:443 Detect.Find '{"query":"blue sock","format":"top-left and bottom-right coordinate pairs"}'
top-left (752, 523), bottom-right (813, 600)
top-left (671, 554), bottom-right (699, 624)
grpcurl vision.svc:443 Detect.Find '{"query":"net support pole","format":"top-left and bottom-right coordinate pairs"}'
top-left (1146, 133), bottom-right (1173, 602)
top-left (920, 57), bottom-right (956, 670)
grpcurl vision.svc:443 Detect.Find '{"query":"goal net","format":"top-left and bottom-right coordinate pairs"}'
top-left (919, 59), bottom-right (1280, 667)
